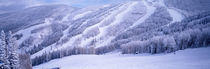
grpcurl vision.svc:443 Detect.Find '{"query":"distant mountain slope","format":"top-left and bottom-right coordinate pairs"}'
top-left (31, 1), bottom-right (148, 59)
top-left (31, 0), bottom-right (209, 66)
top-left (0, 5), bottom-right (77, 32)
top-left (31, 0), bottom-right (183, 57)
top-left (0, 0), bottom-right (209, 66)
top-left (164, 0), bottom-right (210, 16)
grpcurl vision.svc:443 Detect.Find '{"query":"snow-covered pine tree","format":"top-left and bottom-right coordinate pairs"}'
top-left (0, 30), bottom-right (10, 69)
top-left (7, 31), bottom-right (19, 69)
top-left (0, 30), bottom-right (6, 59)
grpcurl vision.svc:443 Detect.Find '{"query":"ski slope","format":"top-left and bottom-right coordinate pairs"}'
top-left (33, 47), bottom-right (210, 69)
top-left (14, 18), bottom-right (53, 46)
top-left (128, 0), bottom-right (156, 29)
top-left (159, 0), bottom-right (184, 23)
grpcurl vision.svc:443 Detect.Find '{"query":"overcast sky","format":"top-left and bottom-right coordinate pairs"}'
top-left (0, 0), bottom-right (130, 13)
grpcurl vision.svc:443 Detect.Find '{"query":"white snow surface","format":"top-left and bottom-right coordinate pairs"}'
top-left (33, 47), bottom-right (210, 69)
top-left (159, 0), bottom-right (184, 23)
top-left (167, 9), bottom-right (184, 23)
top-left (73, 11), bottom-right (93, 20)
top-left (103, 4), bottom-right (111, 8)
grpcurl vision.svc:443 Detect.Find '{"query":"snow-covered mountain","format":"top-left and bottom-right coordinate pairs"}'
top-left (0, 0), bottom-right (209, 66)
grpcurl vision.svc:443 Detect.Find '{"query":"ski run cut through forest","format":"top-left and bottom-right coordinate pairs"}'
top-left (0, 0), bottom-right (210, 69)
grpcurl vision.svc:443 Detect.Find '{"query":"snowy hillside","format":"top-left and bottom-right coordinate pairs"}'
top-left (0, 5), bottom-right (77, 32)
top-left (31, 0), bottom-right (176, 58)
top-left (0, 0), bottom-right (209, 67)
top-left (33, 47), bottom-right (210, 69)
top-left (31, 0), bottom-right (210, 66)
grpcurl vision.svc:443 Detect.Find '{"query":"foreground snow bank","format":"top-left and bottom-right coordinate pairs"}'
top-left (33, 47), bottom-right (210, 69)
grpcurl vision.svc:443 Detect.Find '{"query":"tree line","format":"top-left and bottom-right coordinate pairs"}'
top-left (0, 30), bottom-right (32, 69)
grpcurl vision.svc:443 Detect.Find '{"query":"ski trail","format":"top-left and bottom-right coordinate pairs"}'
top-left (159, 0), bottom-right (184, 24)
top-left (93, 2), bottom-right (139, 48)
top-left (167, 9), bottom-right (184, 23)
top-left (15, 18), bottom-right (53, 45)
top-left (128, 0), bottom-right (156, 29)
top-left (64, 2), bottom-right (139, 48)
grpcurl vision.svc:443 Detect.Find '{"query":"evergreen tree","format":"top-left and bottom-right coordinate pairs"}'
top-left (0, 30), bottom-right (6, 59)
top-left (7, 31), bottom-right (19, 69)
top-left (0, 30), bottom-right (10, 69)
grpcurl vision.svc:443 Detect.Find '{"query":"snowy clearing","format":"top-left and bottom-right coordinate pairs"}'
top-left (33, 47), bottom-right (210, 69)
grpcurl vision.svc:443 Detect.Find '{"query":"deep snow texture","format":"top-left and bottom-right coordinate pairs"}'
top-left (33, 47), bottom-right (210, 69)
